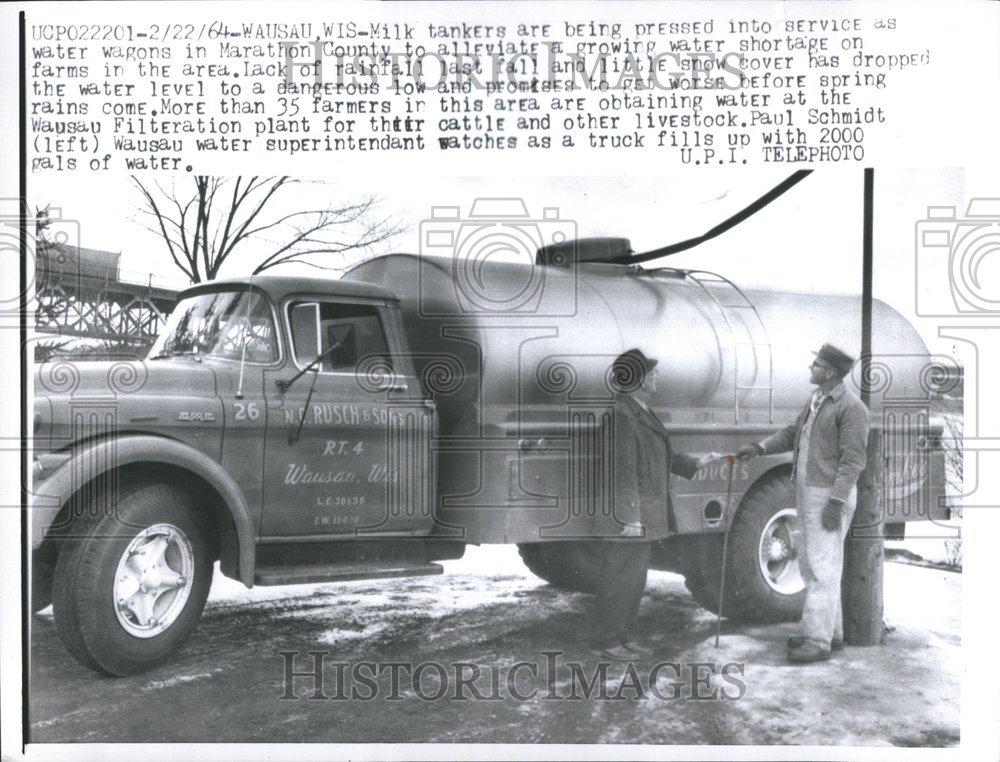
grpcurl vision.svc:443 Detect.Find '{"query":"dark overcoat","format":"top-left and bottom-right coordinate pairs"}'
top-left (612, 393), bottom-right (700, 539)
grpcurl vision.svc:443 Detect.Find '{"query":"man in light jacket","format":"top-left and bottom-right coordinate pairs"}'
top-left (737, 343), bottom-right (869, 663)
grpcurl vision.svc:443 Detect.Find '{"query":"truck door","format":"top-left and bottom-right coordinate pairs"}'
top-left (261, 298), bottom-right (433, 538)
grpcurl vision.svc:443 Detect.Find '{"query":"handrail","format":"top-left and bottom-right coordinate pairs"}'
top-left (646, 267), bottom-right (775, 425)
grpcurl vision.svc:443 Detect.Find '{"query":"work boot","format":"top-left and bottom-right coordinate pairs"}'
top-left (787, 641), bottom-right (832, 663)
top-left (586, 643), bottom-right (636, 662)
top-left (787, 635), bottom-right (844, 651)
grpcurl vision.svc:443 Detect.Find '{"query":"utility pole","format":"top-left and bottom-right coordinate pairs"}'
top-left (842, 167), bottom-right (886, 646)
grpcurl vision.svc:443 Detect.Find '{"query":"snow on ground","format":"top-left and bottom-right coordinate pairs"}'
top-left (206, 545), bottom-right (556, 647)
top-left (33, 545), bottom-right (960, 745)
top-left (890, 532), bottom-right (961, 567)
top-left (207, 544), bottom-right (539, 606)
top-left (660, 561), bottom-right (960, 746)
top-left (206, 545), bottom-right (960, 745)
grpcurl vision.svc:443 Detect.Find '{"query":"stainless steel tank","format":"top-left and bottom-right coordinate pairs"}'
top-left (345, 253), bottom-right (948, 541)
top-left (345, 253), bottom-right (933, 430)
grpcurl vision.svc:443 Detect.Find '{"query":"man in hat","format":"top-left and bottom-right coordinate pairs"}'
top-left (588, 348), bottom-right (718, 660)
top-left (737, 343), bottom-right (869, 663)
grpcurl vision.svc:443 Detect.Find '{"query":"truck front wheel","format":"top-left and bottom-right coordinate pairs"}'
top-left (52, 480), bottom-right (214, 676)
top-left (517, 541), bottom-right (604, 593)
top-left (681, 474), bottom-right (806, 623)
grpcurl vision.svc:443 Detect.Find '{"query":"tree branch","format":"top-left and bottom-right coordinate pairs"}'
top-left (132, 176), bottom-right (404, 284)
top-left (131, 176), bottom-right (196, 282)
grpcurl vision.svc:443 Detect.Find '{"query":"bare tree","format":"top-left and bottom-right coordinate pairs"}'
top-left (132, 176), bottom-right (402, 283)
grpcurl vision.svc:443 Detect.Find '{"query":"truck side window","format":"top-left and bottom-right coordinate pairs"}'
top-left (289, 302), bottom-right (320, 363)
top-left (288, 301), bottom-right (392, 374)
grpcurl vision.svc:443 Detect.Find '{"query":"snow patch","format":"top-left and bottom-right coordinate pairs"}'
top-left (317, 623), bottom-right (388, 645)
top-left (141, 668), bottom-right (225, 691)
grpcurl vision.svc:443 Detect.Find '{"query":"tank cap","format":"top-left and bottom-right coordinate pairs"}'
top-left (536, 237), bottom-right (632, 267)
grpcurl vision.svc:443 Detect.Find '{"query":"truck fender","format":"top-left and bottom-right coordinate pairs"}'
top-left (31, 434), bottom-right (256, 586)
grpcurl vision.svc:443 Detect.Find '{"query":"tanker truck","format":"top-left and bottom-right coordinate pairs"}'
top-left (31, 235), bottom-right (951, 675)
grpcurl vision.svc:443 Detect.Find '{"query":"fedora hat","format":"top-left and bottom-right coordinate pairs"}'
top-left (813, 343), bottom-right (856, 376)
top-left (610, 348), bottom-right (658, 391)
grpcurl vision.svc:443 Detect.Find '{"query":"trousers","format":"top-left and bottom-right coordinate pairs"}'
top-left (589, 540), bottom-right (652, 648)
top-left (796, 481), bottom-right (858, 648)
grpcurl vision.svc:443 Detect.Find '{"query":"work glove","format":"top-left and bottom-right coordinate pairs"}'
top-left (696, 452), bottom-right (726, 469)
top-left (736, 443), bottom-right (763, 461)
top-left (821, 498), bottom-right (844, 531)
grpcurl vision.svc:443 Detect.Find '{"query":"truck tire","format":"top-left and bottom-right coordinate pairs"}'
top-left (32, 552), bottom-right (55, 613)
top-left (52, 480), bottom-right (214, 676)
top-left (517, 541), bottom-right (604, 593)
top-left (681, 474), bottom-right (805, 623)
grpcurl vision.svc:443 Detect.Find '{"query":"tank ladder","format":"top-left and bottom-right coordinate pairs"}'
top-left (683, 270), bottom-right (775, 425)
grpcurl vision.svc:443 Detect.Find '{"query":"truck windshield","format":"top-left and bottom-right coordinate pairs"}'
top-left (148, 289), bottom-right (279, 363)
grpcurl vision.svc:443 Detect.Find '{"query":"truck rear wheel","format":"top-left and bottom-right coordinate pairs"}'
top-left (517, 541), bottom-right (604, 593)
top-left (52, 480), bottom-right (214, 676)
top-left (682, 474), bottom-right (806, 623)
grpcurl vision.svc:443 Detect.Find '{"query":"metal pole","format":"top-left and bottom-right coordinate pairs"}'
top-left (860, 167), bottom-right (874, 407)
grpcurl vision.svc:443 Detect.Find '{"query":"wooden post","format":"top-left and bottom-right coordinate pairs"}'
top-left (842, 167), bottom-right (885, 646)
top-left (842, 427), bottom-right (885, 644)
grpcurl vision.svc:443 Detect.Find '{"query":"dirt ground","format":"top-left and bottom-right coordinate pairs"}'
top-left (28, 546), bottom-right (960, 746)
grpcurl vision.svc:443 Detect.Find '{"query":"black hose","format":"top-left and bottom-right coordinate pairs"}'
top-left (603, 170), bottom-right (814, 265)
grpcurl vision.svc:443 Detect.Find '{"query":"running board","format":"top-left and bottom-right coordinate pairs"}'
top-left (253, 562), bottom-right (444, 586)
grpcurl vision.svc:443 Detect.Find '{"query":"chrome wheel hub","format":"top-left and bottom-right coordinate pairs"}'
top-left (757, 508), bottom-right (805, 596)
top-left (113, 523), bottom-right (193, 638)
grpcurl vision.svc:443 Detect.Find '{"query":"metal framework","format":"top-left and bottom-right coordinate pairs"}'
top-left (34, 243), bottom-right (179, 348)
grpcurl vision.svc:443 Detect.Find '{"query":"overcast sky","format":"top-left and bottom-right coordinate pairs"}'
top-left (30, 168), bottom-right (965, 355)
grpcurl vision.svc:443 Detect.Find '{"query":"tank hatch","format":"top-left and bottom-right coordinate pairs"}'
top-left (536, 237), bottom-right (632, 267)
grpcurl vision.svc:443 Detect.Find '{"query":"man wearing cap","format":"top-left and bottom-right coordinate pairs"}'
top-left (737, 343), bottom-right (869, 663)
top-left (588, 348), bottom-right (717, 661)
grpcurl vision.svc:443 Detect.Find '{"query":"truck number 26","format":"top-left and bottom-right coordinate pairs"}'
top-left (233, 402), bottom-right (260, 421)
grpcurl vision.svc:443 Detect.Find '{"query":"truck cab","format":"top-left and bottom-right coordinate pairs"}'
top-left (32, 276), bottom-right (450, 676)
